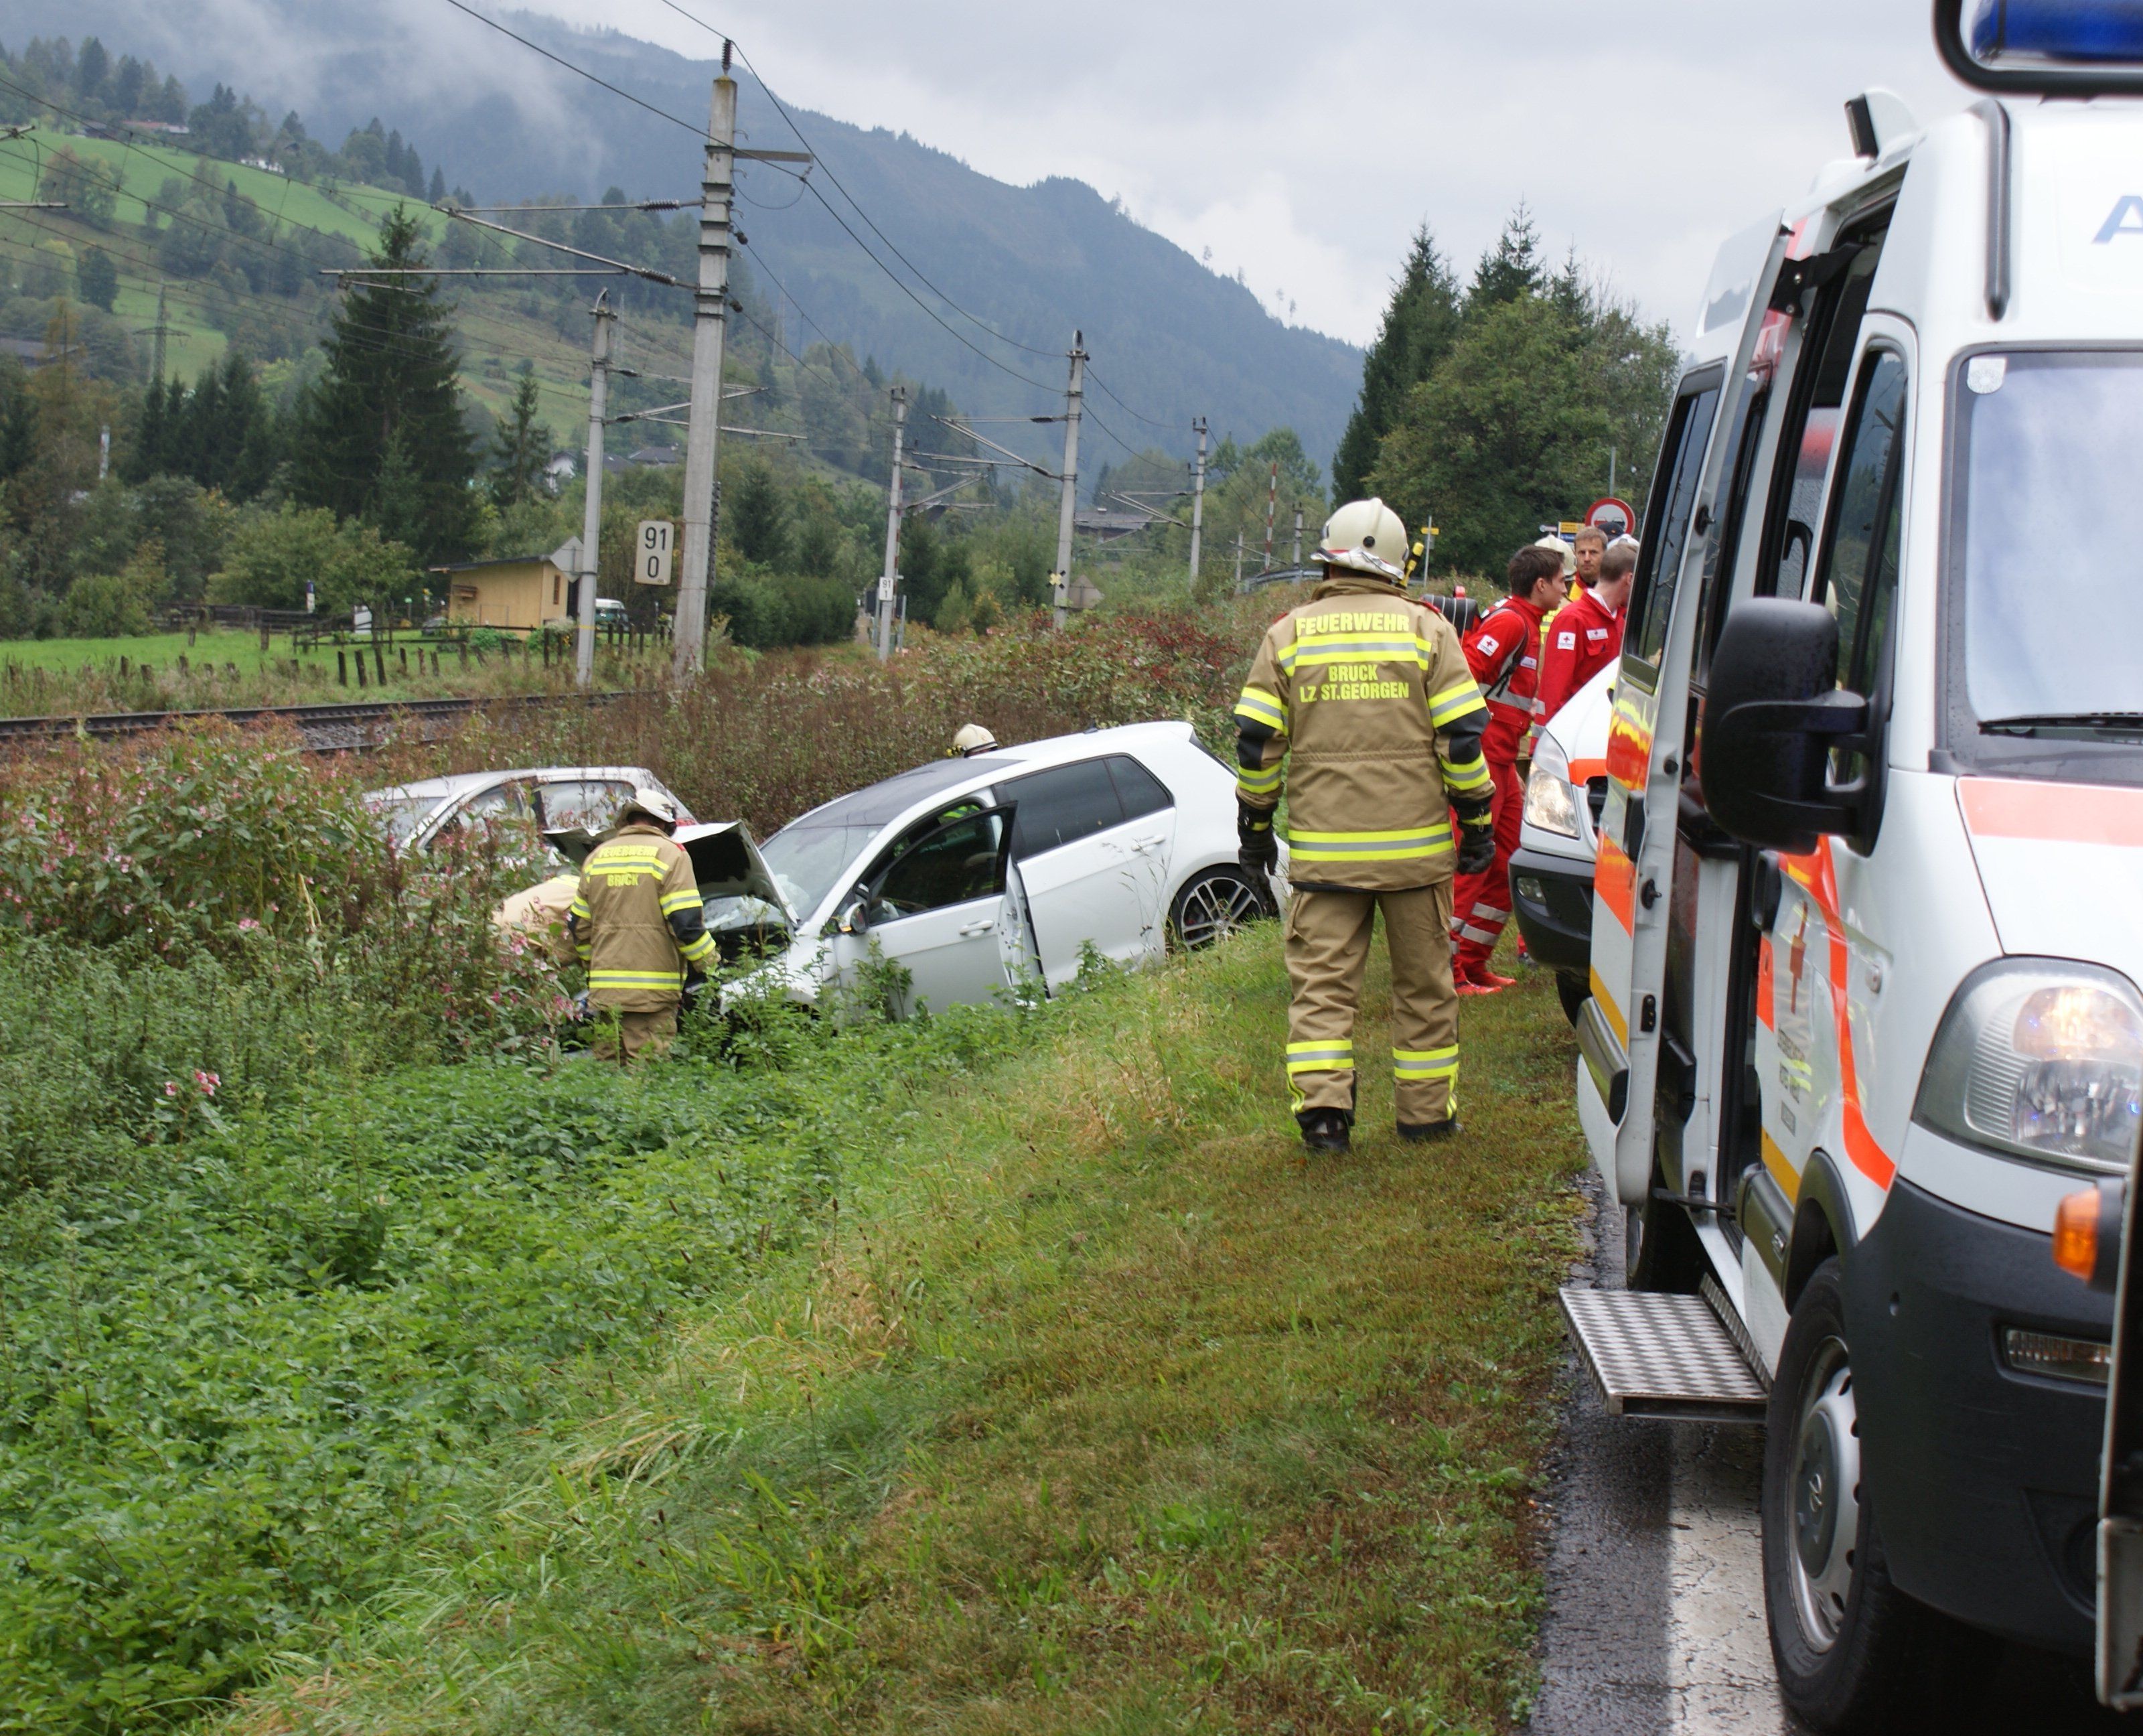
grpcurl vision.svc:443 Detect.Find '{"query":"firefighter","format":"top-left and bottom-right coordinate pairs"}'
top-left (567, 788), bottom-right (715, 1062)
top-left (1233, 498), bottom-right (1495, 1154)
top-left (1534, 534), bottom-right (1635, 729)
top-left (1451, 544), bottom-right (1570, 993)
top-left (951, 723), bottom-right (999, 757)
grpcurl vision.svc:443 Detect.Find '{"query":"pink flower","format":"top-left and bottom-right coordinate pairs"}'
top-left (194, 1070), bottom-right (219, 1095)
top-left (237, 918), bottom-right (261, 932)
top-left (163, 1081), bottom-right (179, 1098)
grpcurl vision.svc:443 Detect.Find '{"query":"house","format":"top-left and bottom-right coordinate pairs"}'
top-left (431, 538), bottom-right (583, 634)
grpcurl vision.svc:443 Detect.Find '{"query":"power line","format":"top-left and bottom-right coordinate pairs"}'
top-left (1084, 365), bottom-right (1180, 431)
top-left (436, 0), bottom-right (710, 138)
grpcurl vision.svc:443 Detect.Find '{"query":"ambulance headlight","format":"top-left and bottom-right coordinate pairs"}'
top-left (1524, 739), bottom-right (1580, 838)
top-left (1915, 960), bottom-right (2143, 1175)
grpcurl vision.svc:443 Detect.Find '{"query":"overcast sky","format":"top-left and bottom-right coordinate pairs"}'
top-left (516, 0), bottom-right (1972, 347)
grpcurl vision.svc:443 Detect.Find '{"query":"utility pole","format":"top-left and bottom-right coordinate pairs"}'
top-left (672, 59), bottom-right (737, 681)
top-left (876, 386), bottom-right (907, 662)
top-left (576, 295), bottom-right (615, 689)
top-left (1234, 532), bottom-right (1244, 590)
top-left (1262, 461), bottom-right (1279, 571)
top-left (1187, 417), bottom-right (1207, 589)
top-left (1292, 501), bottom-right (1303, 567)
top-left (1051, 330), bottom-right (1086, 630)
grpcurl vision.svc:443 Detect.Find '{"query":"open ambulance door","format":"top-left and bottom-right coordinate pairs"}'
top-left (1577, 213), bottom-right (1789, 1233)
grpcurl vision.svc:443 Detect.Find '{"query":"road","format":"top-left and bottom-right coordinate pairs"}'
top-left (1532, 1175), bottom-right (2142, 1735)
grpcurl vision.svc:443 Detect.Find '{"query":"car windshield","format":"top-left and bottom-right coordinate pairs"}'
top-left (1960, 351), bottom-right (2143, 727)
top-left (756, 822), bottom-right (882, 920)
top-left (370, 794), bottom-right (441, 847)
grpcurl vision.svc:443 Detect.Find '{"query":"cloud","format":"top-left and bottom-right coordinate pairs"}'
top-left (526, 0), bottom-right (1972, 344)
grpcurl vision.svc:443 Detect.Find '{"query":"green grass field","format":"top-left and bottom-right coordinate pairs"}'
top-left (0, 628), bottom-right (287, 675)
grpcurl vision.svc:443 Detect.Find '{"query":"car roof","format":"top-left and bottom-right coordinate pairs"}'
top-left (364, 766), bottom-right (660, 805)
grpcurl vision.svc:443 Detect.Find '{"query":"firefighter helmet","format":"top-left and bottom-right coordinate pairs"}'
top-left (617, 786), bottom-right (680, 831)
top-left (1532, 533), bottom-right (1578, 577)
top-left (952, 723), bottom-right (999, 757)
top-left (1316, 498), bottom-right (1409, 583)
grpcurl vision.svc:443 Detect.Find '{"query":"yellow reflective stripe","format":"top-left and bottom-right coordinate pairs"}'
top-left (587, 968), bottom-right (685, 986)
top-left (1441, 757), bottom-right (1493, 794)
top-left (1285, 1039), bottom-right (1354, 1073)
top-left (1280, 635), bottom-right (1430, 668)
top-left (1428, 680), bottom-right (1487, 724)
top-left (1286, 826), bottom-right (1454, 863)
top-left (1236, 764), bottom-right (1282, 794)
top-left (569, 897), bottom-right (591, 919)
top-left (1286, 824), bottom-right (1454, 843)
top-left (658, 889), bottom-right (703, 914)
top-left (678, 934), bottom-right (716, 963)
top-left (1234, 686), bottom-right (1288, 730)
top-left (1393, 1046), bottom-right (1459, 1076)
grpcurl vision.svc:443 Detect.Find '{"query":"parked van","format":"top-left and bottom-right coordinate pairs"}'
top-left (1560, 6), bottom-right (2143, 1724)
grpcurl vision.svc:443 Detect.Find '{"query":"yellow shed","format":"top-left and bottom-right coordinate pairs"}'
top-left (434, 539), bottom-right (582, 634)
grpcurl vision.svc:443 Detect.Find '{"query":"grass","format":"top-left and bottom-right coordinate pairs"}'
top-left (218, 927), bottom-right (1586, 1736)
top-left (0, 628), bottom-right (671, 715)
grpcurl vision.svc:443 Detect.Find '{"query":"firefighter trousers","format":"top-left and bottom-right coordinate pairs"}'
top-left (591, 1005), bottom-right (678, 1064)
top-left (1452, 757), bottom-right (1524, 974)
top-left (1284, 882), bottom-right (1459, 1127)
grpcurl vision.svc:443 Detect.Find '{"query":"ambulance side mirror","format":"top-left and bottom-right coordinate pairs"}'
top-left (1700, 599), bottom-right (1872, 855)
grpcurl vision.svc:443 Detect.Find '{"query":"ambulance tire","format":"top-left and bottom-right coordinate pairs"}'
top-left (1761, 1259), bottom-right (1986, 1733)
top-left (1625, 1158), bottom-right (1704, 1293)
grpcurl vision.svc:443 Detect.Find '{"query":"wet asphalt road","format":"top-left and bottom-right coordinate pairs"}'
top-left (1531, 1174), bottom-right (2143, 1735)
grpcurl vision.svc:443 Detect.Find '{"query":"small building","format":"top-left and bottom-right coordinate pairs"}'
top-left (432, 538), bottom-right (583, 634)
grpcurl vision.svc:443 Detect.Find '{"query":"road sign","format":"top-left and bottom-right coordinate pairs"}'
top-left (635, 519), bottom-right (674, 587)
top-left (877, 575), bottom-right (895, 602)
top-left (1584, 497), bottom-right (1637, 540)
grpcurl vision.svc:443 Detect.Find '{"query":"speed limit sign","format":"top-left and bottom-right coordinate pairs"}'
top-left (635, 519), bottom-right (674, 587)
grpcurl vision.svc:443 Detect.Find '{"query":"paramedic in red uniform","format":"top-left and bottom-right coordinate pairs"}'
top-left (1451, 542), bottom-right (1569, 993)
top-left (1533, 534), bottom-right (1635, 729)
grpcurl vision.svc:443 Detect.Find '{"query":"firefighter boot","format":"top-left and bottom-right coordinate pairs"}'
top-left (1297, 1108), bottom-right (1353, 1154)
top-left (1398, 1117), bottom-right (1463, 1143)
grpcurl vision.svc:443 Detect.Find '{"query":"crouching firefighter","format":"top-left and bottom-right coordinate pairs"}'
top-left (1232, 498), bottom-right (1495, 1153)
top-left (567, 787), bottom-right (715, 1062)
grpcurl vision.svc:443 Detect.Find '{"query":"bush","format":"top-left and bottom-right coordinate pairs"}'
top-left (707, 569), bottom-right (857, 650)
top-left (208, 502), bottom-right (417, 615)
top-left (58, 569), bottom-right (153, 638)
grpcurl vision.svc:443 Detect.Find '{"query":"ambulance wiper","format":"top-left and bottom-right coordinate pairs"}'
top-left (1980, 711), bottom-right (2143, 737)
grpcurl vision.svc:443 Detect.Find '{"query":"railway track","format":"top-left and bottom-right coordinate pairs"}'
top-left (0, 690), bottom-right (638, 753)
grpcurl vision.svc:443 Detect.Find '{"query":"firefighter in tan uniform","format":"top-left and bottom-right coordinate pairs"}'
top-left (1234, 499), bottom-right (1497, 1153)
top-left (567, 788), bottom-right (716, 1062)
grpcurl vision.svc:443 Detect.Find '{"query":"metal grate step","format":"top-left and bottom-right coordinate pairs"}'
top-left (1559, 1284), bottom-right (1770, 1424)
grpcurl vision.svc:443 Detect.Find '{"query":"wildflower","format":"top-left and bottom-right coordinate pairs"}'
top-left (237, 918), bottom-right (261, 932)
top-left (163, 1080), bottom-right (179, 1098)
top-left (194, 1070), bottom-right (220, 1095)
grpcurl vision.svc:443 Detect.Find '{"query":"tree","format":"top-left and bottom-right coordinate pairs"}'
top-left (39, 149), bottom-right (120, 230)
top-left (76, 246), bottom-right (117, 313)
top-left (76, 38), bottom-right (108, 99)
top-left (1331, 226), bottom-right (1463, 504)
top-left (208, 503), bottom-right (416, 614)
top-left (488, 370), bottom-right (552, 508)
top-left (729, 458), bottom-right (790, 567)
top-left (1471, 204), bottom-right (1546, 309)
top-left (1368, 294), bottom-right (1611, 577)
top-left (291, 207), bottom-right (479, 562)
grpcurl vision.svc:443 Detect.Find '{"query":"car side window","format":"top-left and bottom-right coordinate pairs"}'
top-left (871, 810), bottom-right (1007, 920)
top-left (1001, 760), bottom-right (1125, 859)
top-left (538, 779), bottom-right (636, 833)
top-left (1106, 755), bottom-right (1173, 820)
top-left (1815, 348), bottom-right (1908, 698)
top-left (1628, 377), bottom-right (1723, 668)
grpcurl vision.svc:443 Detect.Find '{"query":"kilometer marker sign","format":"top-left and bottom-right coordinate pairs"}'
top-left (636, 520), bottom-right (674, 586)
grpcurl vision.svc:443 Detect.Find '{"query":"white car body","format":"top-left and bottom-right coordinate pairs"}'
top-left (1569, 62), bottom-right (2143, 1694)
top-left (727, 721), bottom-right (1280, 1018)
top-left (364, 766), bottom-right (693, 853)
top-left (1509, 662), bottom-right (1617, 1013)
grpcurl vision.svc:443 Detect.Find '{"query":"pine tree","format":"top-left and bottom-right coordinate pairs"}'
top-left (1471, 204), bottom-right (1546, 308)
top-left (488, 369), bottom-right (552, 507)
top-left (1330, 226), bottom-right (1462, 503)
top-left (427, 165), bottom-right (446, 204)
top-left (291, 206), bottom-right (478, 561)
top-left (126, 376), bottom-right (168, 484)
top-left (730, 459), bottom-right (790, 567)
top-left (75, 246), bottom-right (117, 313)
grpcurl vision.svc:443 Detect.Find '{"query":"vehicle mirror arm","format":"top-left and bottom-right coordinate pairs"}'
top-left (1713, 690), bottom-right (1872, 759)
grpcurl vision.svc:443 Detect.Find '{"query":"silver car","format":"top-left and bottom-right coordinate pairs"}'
top-left (364, 766), bottom-right (694, 853)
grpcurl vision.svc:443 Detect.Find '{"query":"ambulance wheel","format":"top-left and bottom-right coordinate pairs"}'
top-left (1169, 866), bottom-right (1271, 951)
top-left (1761, 1259), bottom-right (1982, 1732)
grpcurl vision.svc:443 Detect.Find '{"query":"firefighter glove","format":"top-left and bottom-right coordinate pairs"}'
top-left (1237, 800), bottom-right (1278, 873)
top-left (1455, 804), bottom-right (1496, 877)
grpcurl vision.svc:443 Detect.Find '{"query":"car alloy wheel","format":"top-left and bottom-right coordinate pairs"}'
top-left (1169, 865), bottom-right (1269, 950)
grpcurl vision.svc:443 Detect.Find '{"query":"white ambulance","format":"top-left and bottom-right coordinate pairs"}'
top-left (1559, 5), bottom-right (2143, 1725)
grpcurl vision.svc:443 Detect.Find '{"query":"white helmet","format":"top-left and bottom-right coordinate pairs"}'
top-left (952, 723), bottom-right (998, 757)
top-left (1532, 533), bottom-right (1577, 578)
top-left (617, 786), bottom-right (680, 830)
top-left (1316, 498), bottom-right (1408, 583)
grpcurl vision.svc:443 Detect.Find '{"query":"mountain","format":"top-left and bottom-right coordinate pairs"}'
top-left (0, 3), bottom-right (1361, 473)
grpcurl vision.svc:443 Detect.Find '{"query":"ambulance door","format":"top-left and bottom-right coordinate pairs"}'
top-left (1581, 214), bottom-right (1788, 1214)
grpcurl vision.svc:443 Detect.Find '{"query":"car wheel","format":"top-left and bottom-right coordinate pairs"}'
top-left (1761, 1258), bottom-right (1983, 1732)
top-left (1169, 865), bottom-right (1270, 951)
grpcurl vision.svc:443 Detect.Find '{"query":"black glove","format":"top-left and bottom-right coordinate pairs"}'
top-left (1238, 801), bottom-right (1278, 873)
top-left (1455, 812), bottom-right (1496, 877)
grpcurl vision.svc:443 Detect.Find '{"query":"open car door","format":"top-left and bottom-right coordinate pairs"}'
top-left (1579, 212), bottom-right (1790, 1219)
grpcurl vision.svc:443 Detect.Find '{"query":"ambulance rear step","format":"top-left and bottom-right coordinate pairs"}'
top-left (1559, 1279), bottom-right (1769, 1424)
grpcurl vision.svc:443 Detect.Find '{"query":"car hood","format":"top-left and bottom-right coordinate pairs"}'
top-left (1540, 662), bottom-right (1616, 779)
top-left (1956, 778), bottom-right (2143, 979)
top-left (544, 821), bottom-right (791, 922)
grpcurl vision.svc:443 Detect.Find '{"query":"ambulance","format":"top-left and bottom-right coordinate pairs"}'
top-left (1558, 4), bottom-right (2143, 1724)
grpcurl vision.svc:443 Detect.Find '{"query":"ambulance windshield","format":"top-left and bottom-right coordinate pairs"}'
top-left (1959, 350), bottom-right (2143, 733)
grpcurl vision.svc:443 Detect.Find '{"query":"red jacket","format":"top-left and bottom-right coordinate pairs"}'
top-left (1463, 595), bottom-right (1548, 763)
top-left (1533, 585), bottom-right (1625, 729)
